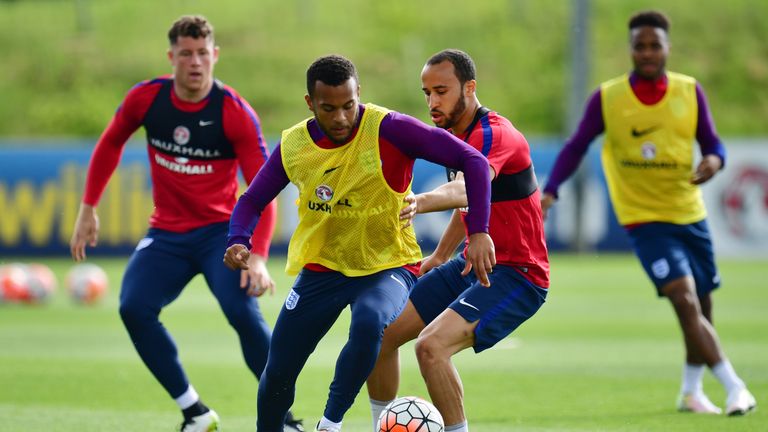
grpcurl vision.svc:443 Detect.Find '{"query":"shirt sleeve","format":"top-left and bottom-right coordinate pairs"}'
top-left (381, 112), bottom-right (491, 234)
top-left (222, 89), bottom-right (275, 257)
top-left (543, 89), bottom-right (604, 198)
top-left (227, 143), bottom-right (290, 249)
top-left (695, 82), bottom-right (726, 167)
top-left (82, 82), bottom-right (157, 206)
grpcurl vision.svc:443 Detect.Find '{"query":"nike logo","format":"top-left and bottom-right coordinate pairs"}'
top-left (458, 297), bottom-right (479, 311)
top-left (390, 274), bottom-right (406, 289)
top-left (199, 120), bottom-right (214, 127)
top-left (631, 125), bottom-right (659, 138)
top-left (323, 166), bottom-right (340, 175)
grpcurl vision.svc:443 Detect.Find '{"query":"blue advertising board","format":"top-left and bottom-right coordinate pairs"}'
top-left (0, 139), bottom-right (630, 256)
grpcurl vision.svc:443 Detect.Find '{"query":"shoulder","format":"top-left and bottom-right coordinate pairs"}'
top-left (667, 71), bottom-right (697, 86)
top-left (475, 111), bottom-right (526, 144)
top-left (600, 74), bottom-right (628, 91)
top-left (219, 82), bottom-right (256, 112)
top-left (123, 76), bottom-right (169, 104)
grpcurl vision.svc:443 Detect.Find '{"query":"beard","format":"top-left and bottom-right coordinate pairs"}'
top-left (432, 92), bottom-right (467, 130)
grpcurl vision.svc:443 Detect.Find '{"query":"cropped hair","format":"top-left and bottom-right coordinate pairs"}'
top-left (306, 55), bottom-right (359, 97)
top-left (629, 10), bottom-right (670, 32)
top-left (425, 49), bottom-right (476, 85)
top-left (168, 15), bottom-right (214, 45)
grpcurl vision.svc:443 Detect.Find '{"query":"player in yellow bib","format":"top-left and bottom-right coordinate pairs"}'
top-left (542, 11), bottom-right (756, 416)
top-left (224, 55), bottom-right (495, 432)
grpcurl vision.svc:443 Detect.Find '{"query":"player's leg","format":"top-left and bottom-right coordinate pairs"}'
top-left (685, 220), bottom-right (756, 415)
top-left (118, 229), bottom-right (212, 426)
top-left (366, 301), bottom-right (425, 423)
top-left (415, 263), bottom-right (546, 430)
top-left (416, 309), bottom-right (475, 429)
top-left (319, 268), bottom-right (416, 431)
top-left (367, 257), bottom-right (471, 430)
top-left (630, 222), bottom-right (730, 414)
top-left (257, 270), bottom-right (347, 432)
top-left (198, 223), bottom-right (271, 380)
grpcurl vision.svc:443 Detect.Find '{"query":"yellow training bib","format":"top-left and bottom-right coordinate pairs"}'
top-left (280, 103), bottom-right (422, 276)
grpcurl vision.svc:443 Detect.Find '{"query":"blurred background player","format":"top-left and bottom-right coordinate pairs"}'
top-left (223, 54), bottom-right (495, 432)
top-left (541, 10), bottom-right (756, 416)
top-left (365, 49), bottom-right (549, 432)
top-left (69, 15), bottom-right (303, 431)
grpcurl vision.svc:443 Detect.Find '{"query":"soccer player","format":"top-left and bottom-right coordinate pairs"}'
top-left (69, 15), bottom-right (303, 432)
top-left (366, 49), bottom-right (550, 432)
top-left (541, 11), bottom-right (756, 416)
top-left (223, 54), bottom-right (495, 432)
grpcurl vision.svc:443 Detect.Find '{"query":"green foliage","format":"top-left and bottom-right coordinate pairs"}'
top-left (1, 0), bottom-right (767, 139)
top-left (0, 254), bottom-right (766, 430)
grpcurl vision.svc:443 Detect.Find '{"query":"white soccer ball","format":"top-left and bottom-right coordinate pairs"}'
top-left (65, 263), bottom-right (108, 304)
top-left (377, 396), bottom-right (444, 432)
top-left (23, 263), bottom-right (57, 303)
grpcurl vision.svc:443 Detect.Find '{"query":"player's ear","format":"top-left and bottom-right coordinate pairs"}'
top-left (304, 94), bottom-right (314, 112)
top-left (212, 45), bottom-right (220, 64)
top-left (464, 79), bottom-right (476, 96)
top-left (167, 48), bottom-right (174, 64)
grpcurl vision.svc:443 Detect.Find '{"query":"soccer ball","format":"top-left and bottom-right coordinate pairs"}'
top-left (23, 263), bottom-right (57, 303)
top-left (65, 263), bottom-right (108, 304)
top-left (0, 263), bottom-right (29, 303)
top-left (377, 396), bottom-right (444, 432)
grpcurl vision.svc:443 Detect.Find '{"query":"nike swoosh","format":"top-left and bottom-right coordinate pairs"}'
top-left (390, 274), bottom-right (406, 289)
top-left (199, 120), bottom-right (214, 127)
top-left (323, 166), bottom-right (340, 175)
top-left (458, 297), bottom-right (479, 311)
top-left (631, 125), bottom-right (659, 138)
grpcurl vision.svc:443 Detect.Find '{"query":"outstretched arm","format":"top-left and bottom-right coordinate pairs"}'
top-left (541, 89), bottom-right (604, 219)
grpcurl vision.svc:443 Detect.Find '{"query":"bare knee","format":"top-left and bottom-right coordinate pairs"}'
top-left (662, 277), bottom-right (702, 322)
top-left (414, 334), bottom-right (444, 367)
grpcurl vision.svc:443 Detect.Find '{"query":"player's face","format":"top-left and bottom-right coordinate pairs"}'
top-left (168, 36), bottom-right (219, 100)
top-left (305, 78), bottom-right (360, 145)
top-left (630, 26), bottom-right (669, 80)
top-left (421, 61), bottom-right (470, 130)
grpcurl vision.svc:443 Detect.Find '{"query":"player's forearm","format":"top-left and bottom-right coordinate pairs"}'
top-left (543, 90), bottom-right (603, 198)
top-left (249, 199), bottom-right (276, 258)
top-left (432, 210), bottom-right (466, 260)
top-left (415, 180), bottom-right (468, 214)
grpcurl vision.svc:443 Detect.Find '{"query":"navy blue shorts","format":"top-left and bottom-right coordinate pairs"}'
top-left (626, 220), bottom-right (721, 297)
top-left (409, 256), bottom-right (547, 353)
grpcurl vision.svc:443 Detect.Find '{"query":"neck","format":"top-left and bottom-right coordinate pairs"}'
top-left (632, 70), bottom-right (666, 82)
top-left (451, 98), bottom-right (481, 137)
top-left (173, 80), bottom-right (213, 103)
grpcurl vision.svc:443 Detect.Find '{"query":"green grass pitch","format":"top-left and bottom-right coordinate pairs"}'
top-left (0, 254), bottom-right (765, 431)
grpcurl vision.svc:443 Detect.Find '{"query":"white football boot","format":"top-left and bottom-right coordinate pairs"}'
top-left (676, 392), bottom-right (722, 414)
top-left (179, 409), bottom-right (220, 432)
top-left (726, 387), bottom-right (757, 416)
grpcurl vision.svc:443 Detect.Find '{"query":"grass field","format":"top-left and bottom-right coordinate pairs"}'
top-left (0, 254), bottom-right (765, 431)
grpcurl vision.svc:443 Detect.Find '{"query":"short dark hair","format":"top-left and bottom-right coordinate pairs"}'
top-left (629, 10), bottom-right (670, 32)
top-left (306, 55), bottom-right (359, 97)
top-left (168, 15), bottom-right (214, 45)
top-left (425, 49), bottom-right (476, 85)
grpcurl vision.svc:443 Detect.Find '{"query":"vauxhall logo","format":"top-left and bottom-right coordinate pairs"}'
top-left (308, 198), bottom-right (353, 213)
top-left (149, 138), bottom-right (222, 159)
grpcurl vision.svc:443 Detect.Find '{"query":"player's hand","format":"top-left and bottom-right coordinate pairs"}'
top-left (70, 204), bottom-right (100, 262)
top-left (540, 192), bottom-right (557, 221)
top-left (223, 244), bottom-right (250, 271)
top-left (399, 193), bottom-right (418, 229)
top-left (462, 232), bottom-right (496, 287)
top-left (241, 254), bottom-right (275, 297)
top-left (419, 253), bottom-right (448, 276)
top-left (691, 154), bottom-right (723, 185)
